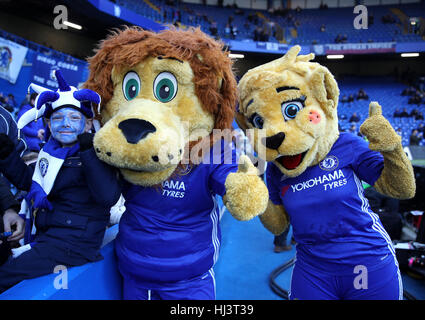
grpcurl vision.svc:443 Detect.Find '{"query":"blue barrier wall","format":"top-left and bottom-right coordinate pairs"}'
top-left (0, 225), bottom-right (122, 300)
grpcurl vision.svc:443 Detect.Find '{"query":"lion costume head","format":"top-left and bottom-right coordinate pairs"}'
top-left (84, 27), bottom-right (237, 186)
top-left (236, 45), bottom-right (340, 177)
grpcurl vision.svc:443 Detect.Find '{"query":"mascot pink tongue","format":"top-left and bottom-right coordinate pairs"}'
top-left (279, 153), bottom-right (303, 170)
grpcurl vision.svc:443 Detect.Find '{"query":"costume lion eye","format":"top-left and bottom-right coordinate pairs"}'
top-left (153, 72), bottom-right (178, 103)
top-left (123, 71), bottom-right (141, 101)
top-left (249, 113), bottom-right (264, 129)
top-left (282, 101), bottom-right (303, 121)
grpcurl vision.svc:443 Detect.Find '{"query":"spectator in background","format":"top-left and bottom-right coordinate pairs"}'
top-left (396, 127), bottom-right (403, 137)
top-left (348, 94), bottom-right (354, 102)
top-left (401, 86), bottom-right (415, 96)
top-left (409, 129), bottom-right (422, 145)
top-left (0, 93), bottom-right (5, 107)
top-left (335, 34), bottom-right (347, 43)
top-left (416, 112), bottom-right (424, 121)
top-left (231, 25), bottom-right (238, 39)
top-left (19, 93), bottom-right (30, 109)
top-left (417, 123), bottom-right (425, 136)
top-left (393, 108), bottom-right (402, 118)
top-left (6, 94), bottom-right (17, 115)
top-left (410, 108), bottom-right (419, 118)
top-left (334, 34), bottom-right (342, 43)
top-left (209, 21), bottom-right (218, 38)
top-left (0, 94), bottom-right (13, 113)
top-left (356, 88), bottom-right (369, 100)
top-left (319, 2), bottom-right (328, 9)
top-left (349, 124), bottom-right (358, 135)
top-left (17, 93), bottom-right (47, 153)
top-left (260, 28), bottom-right (269, 42)
top-left (0, 106), bottom-right (26, 158)
top-left (225, 24), bottom-right (231, 38)
top-left (382, 13), bottom-right (396, 24)
top-left (254, 26), bottom-right (262, 41)
top-left (349, 112), bottom-right (360, 123)
top-left (243, 20), bottom-right (250, 31)
top-left (408, 90), bottom-right (423, 105)
top-left (274, 225), bottom-right (292, 252)
top-left (399, 108), bottom-right (409, 117)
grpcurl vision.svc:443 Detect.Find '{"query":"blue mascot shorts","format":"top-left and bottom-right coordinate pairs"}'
top-left (289, 259), bottom-right (402, 300)
top-left (123, 269), bottom-right (216, 300)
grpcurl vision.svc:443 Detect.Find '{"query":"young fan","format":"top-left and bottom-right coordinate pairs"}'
top-left (0, 70), bottom-right (121, 293)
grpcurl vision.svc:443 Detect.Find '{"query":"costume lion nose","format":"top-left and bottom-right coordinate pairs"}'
top-left (262, 132), bottom-right (285, 150)
top-left (118, 119), bottom-right (157, 144)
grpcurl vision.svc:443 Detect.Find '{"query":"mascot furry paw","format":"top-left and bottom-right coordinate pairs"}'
top-left (84, 27), bottom-right (268, 299)
top-left (236, 45), bottom-right (415, 300)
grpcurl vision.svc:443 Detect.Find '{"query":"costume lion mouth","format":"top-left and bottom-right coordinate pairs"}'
top-left (275, 150), bottom-right (308, 170)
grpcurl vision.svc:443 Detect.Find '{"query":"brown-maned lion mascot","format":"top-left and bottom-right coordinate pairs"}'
top-left (236, 45), bottom-right (415, 300)
top-left (84, 27), bottom-right (268, 300)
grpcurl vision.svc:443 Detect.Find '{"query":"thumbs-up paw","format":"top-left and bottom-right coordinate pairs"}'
top-left (237, 155), bottom-right (259, 175)
top-left (359, 101), bottom-right (401, 152)
top-left (223, 155), bottom-right (269, 221)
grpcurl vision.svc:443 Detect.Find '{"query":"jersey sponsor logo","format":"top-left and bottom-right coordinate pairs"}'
top-left (39, 158), bottom-right (49, 177)
top-left (290, 169), bottom-right (347, 192)
top-left (162, 179), bottom-right (186, 198)
top-left (319, 155), bottom-right (339, 171)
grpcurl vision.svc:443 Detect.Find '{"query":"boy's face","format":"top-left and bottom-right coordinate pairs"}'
top-left (48, 107), bottom-right (92, 146)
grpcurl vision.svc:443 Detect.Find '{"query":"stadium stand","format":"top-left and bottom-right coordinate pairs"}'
top-left (115, 1), bottom-right (424, 45)
top-left (0, 26), bottom-right (423, 147)
top-left (338, 76), bottom-right (425, 146)
top-left (292, 4), bottom-right (424, 45)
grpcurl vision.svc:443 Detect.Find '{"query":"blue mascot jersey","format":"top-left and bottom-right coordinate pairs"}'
top-left (116, 139), bottom-right (238, 287)
top-left (267, 132), bottom-right (398, 275)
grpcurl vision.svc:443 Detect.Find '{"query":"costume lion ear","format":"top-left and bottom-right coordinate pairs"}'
top-left (310, 66), bottom-right (339, 118)
top-left (257, 45), bottom-right (301, 73)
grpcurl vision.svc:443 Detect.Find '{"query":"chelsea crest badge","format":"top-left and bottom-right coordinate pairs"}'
top-left (319, 155), bottom-right (339, 171)
top-left (39, 158), bottom-right (49, 177)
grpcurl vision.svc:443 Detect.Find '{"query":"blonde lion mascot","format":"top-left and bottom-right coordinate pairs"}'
top-left (236, 46), bottom-right (415, 300)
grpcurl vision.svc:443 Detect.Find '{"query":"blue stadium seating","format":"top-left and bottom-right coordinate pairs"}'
top-left (337, 76), bottom-right (425, 146)
top-left (115, 1), bottom-right (424, 45)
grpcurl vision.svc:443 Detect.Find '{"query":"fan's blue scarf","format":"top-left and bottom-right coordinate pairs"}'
top-left (18, 138), bottom-right (80, 245)
top-left (25, 138), bottom-right (80, 210)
